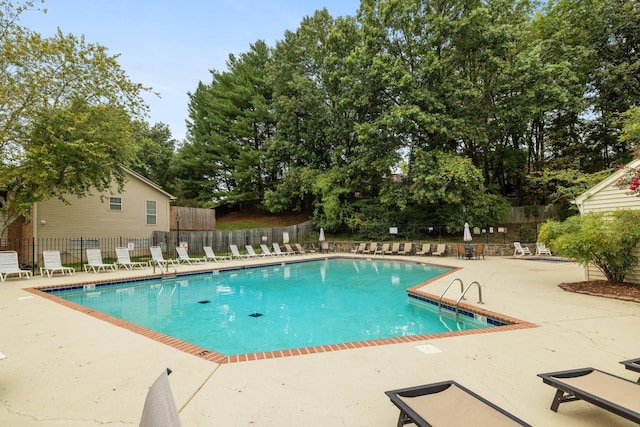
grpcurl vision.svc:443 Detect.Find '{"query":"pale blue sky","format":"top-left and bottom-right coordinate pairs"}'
top-left (19, 0), bottom-right (361, 142)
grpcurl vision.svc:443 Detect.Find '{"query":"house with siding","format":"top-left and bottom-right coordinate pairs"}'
top-left (574, 158), bottom-right (640, 283)
top-left (6, 168), bottom-right (176, 266)
top-left (32, 168), bottom-right (175, 238)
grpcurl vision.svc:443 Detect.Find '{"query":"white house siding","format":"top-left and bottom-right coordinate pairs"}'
top-left (575, 159), bottom-right (640, 283)
top-left (33, 170), bottom-right (173, 239)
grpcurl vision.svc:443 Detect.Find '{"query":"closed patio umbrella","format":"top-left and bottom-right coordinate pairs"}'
top-left (463, 223), bottom-right (472, 242)
top-left (319, 228), bottom-right (326, 253)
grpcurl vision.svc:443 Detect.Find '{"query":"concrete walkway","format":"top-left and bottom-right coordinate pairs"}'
top-left (0, 254), bottom-right (638, 426)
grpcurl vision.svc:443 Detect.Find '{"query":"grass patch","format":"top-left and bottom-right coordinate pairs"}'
top-left (216, 210), bottom-right (311, 230)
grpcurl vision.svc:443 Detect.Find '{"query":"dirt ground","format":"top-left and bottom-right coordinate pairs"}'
top-left (560, 280), bottom-right (640, 303)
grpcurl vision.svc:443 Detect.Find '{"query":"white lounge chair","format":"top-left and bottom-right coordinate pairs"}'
top-left (115, 247), bottom-right (149, 270)
top-left (415, 243), bottom-right (431, 256)
top-left (363, 243), bottom-right (378, 255)
top-left (398, 243), bottom-right (412, 256)
top-left (245, 245), bottom-right (262, 257)
top-left (272, 243), bottom-right (288, 256)
top-left (259, 244), bottom-right (274, 256)
top-left (283, 243), bottom-right (299, 255)
top-left (390, 242), bottom-right (401, 254)
top-left (229, 244), bottom-right (247, 259)
top-left (432, 244), bottom-right (446, 256)
top-left (351, 243), bottom-right (367, 254)
top-left (203, 246), bottom-right (230, 262)
top-left (376, 243), bottom-right (391, 255)
top-left (84, 249), bottom-right (117, 273)
top-left (150, 246), bottom-right (178, 268)
top-left (513, 242), bottom-right (532, 256)
top-left (40, 250), bottom-right (75, 277)
top-left (0, 251), bottom-right (32, 282)
top-left (176, 247), bottom-right (206, 264)
top-left (294, 243), bottom-right (309, 254)
top-left (536, 243), bottom-right (552, 256)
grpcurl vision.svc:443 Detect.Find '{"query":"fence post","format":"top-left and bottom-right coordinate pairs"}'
top-left (31, 237), bottom-right (35, 274)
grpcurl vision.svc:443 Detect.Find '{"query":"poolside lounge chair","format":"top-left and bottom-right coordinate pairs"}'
top-left (0, 251), bottom-right (32, 282)
top-left (203, 246), bottom-right (230, 262)
top-left (40, 250), bottom-right (75, 277)
top-left (621, 358), bottom-right (640, 382)
top-left (513, 242), bottom-right (532, 256)
top-left (229, 244), bottom-right (247, 259)
top-left (538, 367), bottom-right (640, 423)
top-left (150, 246), bottom-right (178, 269)
top-left (398, 243), bottom-right (412, 256)
top-left (385, 380), bottom-right (531, 427)
top-left (243, 245), bottom-right (259, 257)
top-left (376, 243), bottom-right (390, 255)
top-left (259, 244), bottom-right (274, 256)
top-left (363, 242), bottom-right (378, 255)
top-left (475, 244), bottom-right (485, 260)
top-left (283, 243), bottom-right (299, 255)
top-left (456, 244), bottom-right (467, 259)
top-left (351, 243), bottom-right (366, 254)
top-left (139, 368), bottom-right (182, 427)
top-left (271, 243), bottom-right (288, 256)
top-left (295, 243), bottom-right (312, 254)
top-left (115, 247), bottom-right (149, 270)
top-left (535, 242), bottom-right (552, 256)
top-left (415, 243), bottom-right (431, 256)
top-left (390, 242), bottom-right (401, 254)
top-left (432, 244), bottom-right (446, 256)
top-left (84, 249), bottom-right (117, 273)
top-left (176, 247), bottom-right (206, 264)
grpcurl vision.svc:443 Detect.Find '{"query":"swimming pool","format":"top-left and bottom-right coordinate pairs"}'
top-left (40, 258), bottom-right (507, 357)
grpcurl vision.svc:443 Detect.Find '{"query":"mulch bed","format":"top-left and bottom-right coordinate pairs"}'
top-left (559, 280), bottom-right (640, 303)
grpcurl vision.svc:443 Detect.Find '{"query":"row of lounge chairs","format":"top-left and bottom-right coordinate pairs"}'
top-left (350, 242), bottom-right (446, 256)
top-left (0, 243), bottom-right (313, 281)
top-left (227, 243), bottom-right (308, 259)
top-left (514, 241), bottom-right (553, 256)
top-left (386, 357), bottom-right (640, 426)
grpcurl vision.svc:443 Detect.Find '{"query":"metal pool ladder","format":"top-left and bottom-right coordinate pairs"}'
top-left (438, 278), bottom-right (484, 321)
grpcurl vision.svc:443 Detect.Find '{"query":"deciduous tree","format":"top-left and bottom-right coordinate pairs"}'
top-left (0, 1), bottom-right (149, 237)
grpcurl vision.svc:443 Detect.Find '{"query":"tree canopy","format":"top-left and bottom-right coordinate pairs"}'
top-left (0, 1), bottom-right (150, 237)
top-left (177, 0), bottom-right (640, 237)
top-left (5, 0), bottom-right (640, 241)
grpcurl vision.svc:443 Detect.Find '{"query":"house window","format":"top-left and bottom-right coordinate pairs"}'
top-left (109, 197), bottom-right (122, 211)
top-left (146, 201), bottom-right (157, 225)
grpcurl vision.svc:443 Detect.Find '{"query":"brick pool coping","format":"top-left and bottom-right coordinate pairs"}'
top-left (24, 257), bottom-right (537, 364)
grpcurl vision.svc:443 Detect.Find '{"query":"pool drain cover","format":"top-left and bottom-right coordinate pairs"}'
top-left (249, 312), bottom-right (263, 317)
top-left (198, 300), bottom-right (211, 304)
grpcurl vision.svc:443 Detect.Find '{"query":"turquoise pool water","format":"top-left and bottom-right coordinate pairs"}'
top-left (48, 258), bottom-right (494, 355)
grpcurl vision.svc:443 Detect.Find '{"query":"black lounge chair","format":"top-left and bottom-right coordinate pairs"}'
top-left (621, 357), bottom-right (640, 382)
top-left (538, 367), bottom-right (640, 423)
top-left (385, 380), bottom-right (530, 427)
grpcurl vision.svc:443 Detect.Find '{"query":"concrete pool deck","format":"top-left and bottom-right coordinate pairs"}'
top-left (0, 254), bottom-right (638, 426)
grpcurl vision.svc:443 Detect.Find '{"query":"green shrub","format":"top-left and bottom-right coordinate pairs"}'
top-left (539, 210), bottom-right (640, 283)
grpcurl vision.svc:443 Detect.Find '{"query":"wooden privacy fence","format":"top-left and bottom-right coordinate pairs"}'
top-left (508, 205), bottom-right (560, 223)
top-left (170, 206), bottom-right (215, 231)
top-left (153, 220), bottom-right (315, 255)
